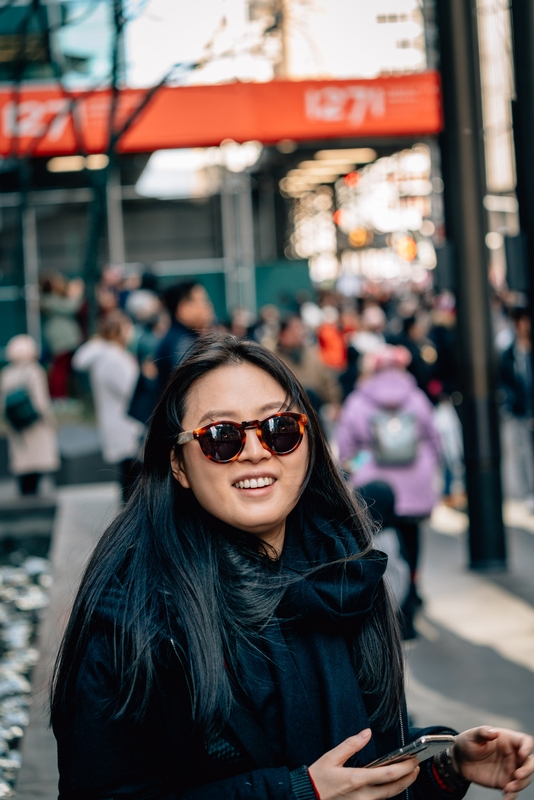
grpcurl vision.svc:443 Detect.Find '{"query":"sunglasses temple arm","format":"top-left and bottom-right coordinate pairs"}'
top-left (177, 431), bottom-right (194, 445)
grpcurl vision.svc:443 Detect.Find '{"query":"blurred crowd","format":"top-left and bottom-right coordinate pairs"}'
top-left (1, 266), bottom-right (534, 636)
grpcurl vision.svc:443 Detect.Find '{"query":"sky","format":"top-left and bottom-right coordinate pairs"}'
top-left (124, 0), bottom-right (426, 88)
top-left (55, 0), bottom-right (425, 89)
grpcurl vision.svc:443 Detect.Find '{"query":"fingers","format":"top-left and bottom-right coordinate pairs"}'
top-left (518, 753), bottom-right (534, 775)
top-left (362, 763), bottom-right (420, 800)
top-left (309, 750), bottom-right (419, 800)
top-left (470, 726), bottom-right (533, 757)
top-left (514, 753), bottom-right (534, 777)
top-left (506, 753), bottom-right (534, 788)
top-left (325, 729), bottom-right (373, 767)
top-left (503, 777), bottom-right (532, 795)
top-left (365, 758), bottom-right (420, 787)
top-left (516, 735), bottom-right (534, 763)
top-left (485, 728), bottom-right (534, 766)
top-left (499, 750), bottom-right (534, 800)
top-left (502, 778), bottom-right (532, 800)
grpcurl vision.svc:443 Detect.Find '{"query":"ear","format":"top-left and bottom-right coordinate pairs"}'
top-left (170, 449), bottom-right (191, 489)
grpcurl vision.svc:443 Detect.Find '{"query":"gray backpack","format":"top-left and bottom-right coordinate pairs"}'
top-left (371, 411), bottom-right (418, 466)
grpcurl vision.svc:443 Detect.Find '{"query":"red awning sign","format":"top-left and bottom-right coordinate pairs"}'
top-left (0, 71), bottom-right (442, 157)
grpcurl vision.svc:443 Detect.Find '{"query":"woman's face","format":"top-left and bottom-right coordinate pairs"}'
top-left (172, 362), bottom-right (309, 553)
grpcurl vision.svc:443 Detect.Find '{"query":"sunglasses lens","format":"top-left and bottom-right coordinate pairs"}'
top-left (199, 423), bottom-right (242, 462)
top-left (262, 415), bottom-right (302, 454)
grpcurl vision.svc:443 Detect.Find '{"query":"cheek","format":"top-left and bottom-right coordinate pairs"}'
top-left (180, 454), bottom-right (230, 511)
top-left (188, 472), bottom-right (243, 526)
top-left (290, 440), bottom-right (310, 485)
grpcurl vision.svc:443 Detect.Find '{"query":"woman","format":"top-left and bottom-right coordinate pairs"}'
top-left (52, 332), bottom-right (533, 800)
top-left (72, 310), bottom-right (143, 500)
top-left (336, 344), bottom-right (441, 636)
top-left (0, 334), bottom-right (59, 495)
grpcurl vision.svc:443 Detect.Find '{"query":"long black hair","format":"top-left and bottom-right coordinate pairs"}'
top-left (51, 332), bottom-right (403, 735)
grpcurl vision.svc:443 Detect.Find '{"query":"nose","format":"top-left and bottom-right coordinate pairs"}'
top-left (238, 427), bottom-right (271, 463)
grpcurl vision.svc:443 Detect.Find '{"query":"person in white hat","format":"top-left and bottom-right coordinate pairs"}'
top-left (0, 334), bottom-right (59, 494)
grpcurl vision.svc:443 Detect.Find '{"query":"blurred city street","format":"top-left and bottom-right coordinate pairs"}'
top-left (1, 0), bottom-right (534, 797)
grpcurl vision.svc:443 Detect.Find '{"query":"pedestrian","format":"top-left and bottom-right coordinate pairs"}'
top-left (40, 272), bottom-right (84, 400)
top-left (275, 313), bottom-right (341, 415)
top-left (428, 293), bottom-right (459, 398)
top-left (155, 281), bottom-right (214, 395)
top-left (125, 288), bottom-right (165, 366)
top-left (228, 306), bottom-right (255, 340)
top-left (95, 264), bottom-right (125, 318)
top-left (350, 305), bottom-right (387, 358)
top-left (250, 303), bottom-right (281, 349)
top-left (356, 480), bottom-right (410, 614)
top-left (0, 334), bottom-right (59, 495)
top-left (316, 305), bottom-right (347, 371)
top-left (52, 332), bottom-right (534, 800)
top-left (499, 306), bottom-right (534, 511)
top-left (336, 344), bottom-right (441, 636)
top-left (72, 311), bottom-right (143, 502)
top-left (392, 315), bottom-right (435, 399)
top-left (125, 289), bottom-right (165, 425)
top-left (433, 399), bottom-right (465, 509)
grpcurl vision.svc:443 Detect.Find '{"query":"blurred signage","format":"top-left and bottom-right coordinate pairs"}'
top-left (0, 72), bottom-right (442, 157)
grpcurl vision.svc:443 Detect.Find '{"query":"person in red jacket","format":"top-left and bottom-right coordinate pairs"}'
top-left (317, 306), bottom-right (347, 372)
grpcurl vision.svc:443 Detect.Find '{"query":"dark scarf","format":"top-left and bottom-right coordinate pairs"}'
top-left (236, 507), bottom-right (388, 769)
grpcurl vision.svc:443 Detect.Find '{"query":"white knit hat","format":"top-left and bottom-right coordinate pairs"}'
top-left (5, 334), bottom-right (39, 363)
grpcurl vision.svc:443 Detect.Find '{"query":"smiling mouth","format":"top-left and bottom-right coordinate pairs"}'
top-left (233, 477), bottom-right (276, 489)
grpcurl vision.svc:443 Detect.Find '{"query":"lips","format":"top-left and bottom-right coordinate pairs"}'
top-left (233, 476), bottom-right (276, 489)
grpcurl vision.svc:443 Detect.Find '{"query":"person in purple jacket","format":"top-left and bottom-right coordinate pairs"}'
top-left (337, 344), bottom-right (441, 634)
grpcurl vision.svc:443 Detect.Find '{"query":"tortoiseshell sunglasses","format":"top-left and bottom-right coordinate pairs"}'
top-left (176, 412), bottom-right (308, 463)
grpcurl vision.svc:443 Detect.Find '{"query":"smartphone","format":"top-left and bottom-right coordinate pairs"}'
top-left (366, 734), bottom-right (456, 768)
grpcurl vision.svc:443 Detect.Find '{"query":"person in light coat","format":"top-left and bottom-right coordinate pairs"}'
top-left (0, 335), bottom-right (60, 495)
top-left (72, 311), bottom-right (142, 501)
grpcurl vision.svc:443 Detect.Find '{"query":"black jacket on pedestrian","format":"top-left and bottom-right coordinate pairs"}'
top-left (155, 321), bottom-right (199, 397)
top-left (53, 510), bottom-right (465, 800)
top-left (499, 342), bottom-right (533, 418)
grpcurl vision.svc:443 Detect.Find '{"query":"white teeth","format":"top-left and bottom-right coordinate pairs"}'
top-left (234, 477), bottom-right (275, 489)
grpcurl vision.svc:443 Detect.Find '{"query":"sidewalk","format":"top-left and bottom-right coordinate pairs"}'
top-left (406, 504), bottom-right (534, 800)
top-left (14, 492), bottom-right (534, 800)
top-left (16, 483), bottom-right (120, 800)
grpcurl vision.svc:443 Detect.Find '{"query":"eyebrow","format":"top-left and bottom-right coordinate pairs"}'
top-left (196, 401), bottom-right (288, 427)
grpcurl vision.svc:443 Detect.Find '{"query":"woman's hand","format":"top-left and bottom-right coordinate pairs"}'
top-left (308, 729), bottom-right (420, 800)
top-left (451, 727), bottom-right (534, 800)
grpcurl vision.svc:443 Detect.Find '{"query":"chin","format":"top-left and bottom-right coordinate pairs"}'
top-left (234, 517), bottom-right (282, 539)
top-left (234, 518), bottom-right (278, 535)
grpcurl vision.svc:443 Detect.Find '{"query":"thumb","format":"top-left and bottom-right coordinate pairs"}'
top-left (473, 727), bottom-right (499, 744)
top-left (327, 729), bottom-right (373, 767)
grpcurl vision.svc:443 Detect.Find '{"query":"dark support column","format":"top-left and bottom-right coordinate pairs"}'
top-left (435, 0), bottom-right (507, 570)
top-left (510, 0), bottom-right (534, 273)
top-left (510, 1), bottom-right (534, 368)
